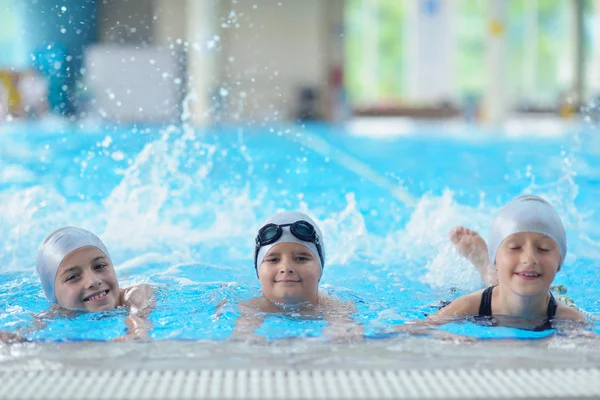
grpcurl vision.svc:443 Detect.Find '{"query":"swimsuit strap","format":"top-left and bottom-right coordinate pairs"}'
top-left (478, 287), bottom-right (557, 330)
top-left (478, 286), bottom-right (496, 317)
top-left (533, 292), bottom-right (558, 331)
top-left (547, 291), bottom-right (557, 319)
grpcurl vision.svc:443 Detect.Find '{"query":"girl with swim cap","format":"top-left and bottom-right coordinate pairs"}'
top-left (6, 227), bottom-right (155, 342)
top-left (430, 195), bottom-right (586, 328)
top-left (233, 211), bottom-right (360, 340)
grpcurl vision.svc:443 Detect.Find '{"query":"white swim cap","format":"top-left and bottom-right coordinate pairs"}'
top-left (254, 211), bottom-right (326, 272)
top-left (488, 195), bottom-right (567, 267)
top-left (35, 227), bottom-right (111, 303)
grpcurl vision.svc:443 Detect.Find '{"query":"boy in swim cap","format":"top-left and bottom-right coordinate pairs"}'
top-left (233, 211), bottom-right (360, 340)
top-left (35, 227), bottom-right (155, 340)
top-left (430, 195), bottom-right (586, 328)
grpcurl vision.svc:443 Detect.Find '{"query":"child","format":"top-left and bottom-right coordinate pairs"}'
top-left (2, 227), bottom-right (155, 342)
top-left (233, 211), bottom-right (359, 340)
top-left (429, 195), bottom-right (586, 329)
top-left (450, 221), bottom-right (572, 306)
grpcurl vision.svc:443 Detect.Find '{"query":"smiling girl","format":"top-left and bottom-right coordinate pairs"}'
top-left (34, 227), bottom-right (155, 340)
top-left (429, 195), bottom-right (586, 329)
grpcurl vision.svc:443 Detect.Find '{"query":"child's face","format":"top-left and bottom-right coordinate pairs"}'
top-left (258, 242), bottom-right (321, 305)
top-left (53, 246), bottom-right (120, 311)
top-left (495, 232), bottom-right (561, 296)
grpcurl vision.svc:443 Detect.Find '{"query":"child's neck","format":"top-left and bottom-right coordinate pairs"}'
top-left (266, 293), bottom-right (320, 312)
top-left (495, 286), bottom-right (549, 318)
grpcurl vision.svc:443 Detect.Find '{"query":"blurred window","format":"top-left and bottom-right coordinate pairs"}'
top-left (345, 0), bottom-right (408, 105)
top-left (346, 0), bottom-right (595, 108)
top-left (0, 0), bottom-right (21, 68)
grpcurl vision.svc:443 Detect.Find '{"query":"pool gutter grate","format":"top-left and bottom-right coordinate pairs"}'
top-left (1, 368), bottom-right (599, 399)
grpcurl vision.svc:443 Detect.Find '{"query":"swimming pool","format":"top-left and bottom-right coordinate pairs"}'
top-left (2, 118), bottom-right (600, 379)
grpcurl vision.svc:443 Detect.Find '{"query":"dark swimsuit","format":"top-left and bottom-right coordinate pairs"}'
top-left (478, 285), bottom-right (557, 331)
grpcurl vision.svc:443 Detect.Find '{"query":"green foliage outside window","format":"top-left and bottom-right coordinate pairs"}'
top-left (345, 0), bottom-right (594, 107)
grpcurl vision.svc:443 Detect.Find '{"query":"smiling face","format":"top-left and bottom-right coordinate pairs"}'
top-left (53, 246), bottom-right (120, 311)
top-left (257, 242), bottom-right (321, 305)
top-left (495, 232), bottom-right (562, 297)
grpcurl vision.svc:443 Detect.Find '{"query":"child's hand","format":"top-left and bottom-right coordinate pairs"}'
top-left (121, 284), bottom-right (155, 340)
top-left (229, 332), bottom-right (269, 344)
top-left (0, 331), bottom-right (26, 344)
top-left (323, 322), bottom-right (364, 343)
top-left (122, 284), bottom-right (155, 317)
top-left (393, 322), bottom-right (477, 343)
top-left (112, 331), bottom-right (150, 342)
top-left (429, 330), bottom-right (478, 343)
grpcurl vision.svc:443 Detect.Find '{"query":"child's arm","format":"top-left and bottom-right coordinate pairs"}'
top-left (426, 290), bottom-right (483, 323)
top-left (552, 303), bottom-right (597, 337)
top-left (117, 284), bottom-right (155, 341)
top-left (231, 298), bottom-right (265, 341)
top-left (0, 331), bottom-right (26, 343)
top-left (387, 293), bottom-right (483, 342)
top-left (0, 304), bottom-right (74, 343)
top-left (0, 315), bottom-right (45, 343)
top-left (321, 295), bottom-right (364, 342)
top-left (555, 301), bottom-right (589, 322)
top-left (393, 321), bottom-right (478, 342)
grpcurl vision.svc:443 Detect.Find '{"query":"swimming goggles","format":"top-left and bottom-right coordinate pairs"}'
top-left (254, 220), bottom-right (324, 268)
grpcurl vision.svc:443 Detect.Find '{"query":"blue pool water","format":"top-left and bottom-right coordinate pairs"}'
top-left (1, 119), bottom-right (600, 342)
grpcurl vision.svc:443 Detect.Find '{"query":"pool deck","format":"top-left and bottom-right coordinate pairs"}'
top-left (3, 336), bottom-right (600, 371)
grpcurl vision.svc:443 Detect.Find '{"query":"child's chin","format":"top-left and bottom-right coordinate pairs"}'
top-left (276, 289), bottom-right (302, 298)
top-left (85, 301), bottom-right (116, 312)
top-left (512, 283), bottom-right (548, 295)
top-left (276, 293), bottom-right (309, 304)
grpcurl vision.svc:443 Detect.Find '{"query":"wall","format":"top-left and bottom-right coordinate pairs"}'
top-left (216, 0), bottom-right (327, 122)
top-left (93, 0), bottom-right (339, 123)
top-left (89, 0), bottom-right (185, 122)
top-left (85, 45), bottom-right (184, 122)
top-left (405, 0), bottom-right (457, 104)
top-left (97, 0), bottom-right (155, 45)
top-left (19, 0), bottom-right (97, 114)
top-left (153, 0), bottom-right (187, 45)
top-left (591, 0), bottom-right (600, 97)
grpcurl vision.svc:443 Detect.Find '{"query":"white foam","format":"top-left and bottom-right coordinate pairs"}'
top-left (0, 164), bottom-right (36, 184)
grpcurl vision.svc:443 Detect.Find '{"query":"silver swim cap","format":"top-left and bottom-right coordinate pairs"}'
top-left (488, 195), bottom-right (566, 267)
top-left (35, 227), bottom-right (111, 303)
top-left (255, 211), bottom-right (326, 272)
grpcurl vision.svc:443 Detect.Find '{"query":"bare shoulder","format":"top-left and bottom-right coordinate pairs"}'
top-left (121, 284), bottom-right (153, 302)
top-left (233, 297), bottom-right (266, 337)
top-left (555, 301), bottom-right (588, 321)
top-left (318, 293), bottom-right (342, 307)
top-left (239, 296), bottom-right (274, 314)
top-left (319, 294), bottom-right (356, 314)
top-left (120, 284), bottom-right (155, 315)
top-left (428, 289), bottom-right (485, 322)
